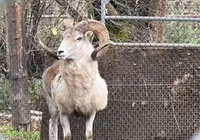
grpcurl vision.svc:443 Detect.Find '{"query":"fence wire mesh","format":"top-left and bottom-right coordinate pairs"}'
top-left (97, 47), bottom-right (200, 140)
top-left (102, 0), bottom-right (200, 45)
top-left (0, 0), bottom-right (200, 140)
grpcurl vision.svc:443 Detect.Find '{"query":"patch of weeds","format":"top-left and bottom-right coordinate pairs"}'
top-left (0, 124), bottom-right (40, 140)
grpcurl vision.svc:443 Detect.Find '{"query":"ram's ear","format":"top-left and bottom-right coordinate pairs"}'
top-left (85, 31), bottom-right (94, 42)
top-left (59, 18), bottom-right (74, 35)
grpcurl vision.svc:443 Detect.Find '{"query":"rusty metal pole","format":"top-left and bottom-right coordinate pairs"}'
top-left (6, 1), bottom-right (30, 131)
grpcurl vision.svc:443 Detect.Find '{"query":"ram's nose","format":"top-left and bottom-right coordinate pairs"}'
top-left (57, 50), bottom-right (64, 55)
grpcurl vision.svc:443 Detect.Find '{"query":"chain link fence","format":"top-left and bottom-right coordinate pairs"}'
top-left (0, 0), bottom-right (200, 139)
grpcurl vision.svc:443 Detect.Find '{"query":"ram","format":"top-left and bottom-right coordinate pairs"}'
top-left (39, 19), bottom-right (110, 140)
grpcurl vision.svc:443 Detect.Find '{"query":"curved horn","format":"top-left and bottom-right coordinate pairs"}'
top-left (37, 19), bottom-right (74, 60)
top-left (74, 20), bottom-right (110, 60)
top-left (37, 37), bottom-right (59, 60)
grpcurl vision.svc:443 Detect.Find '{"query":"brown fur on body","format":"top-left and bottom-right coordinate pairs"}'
top-left (42, 60), bottom-right (61, 96)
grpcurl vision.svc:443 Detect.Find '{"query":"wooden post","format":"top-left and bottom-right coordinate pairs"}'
top-left (6, 1), bottom-right (30, 131)
top-left (156, 0), bottom-right (166, 43)
top-left (40, 97), bottom-right (50, 140)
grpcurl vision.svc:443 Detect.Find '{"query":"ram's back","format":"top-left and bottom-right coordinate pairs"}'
top-left (42, 60), bottom-right (62, 96)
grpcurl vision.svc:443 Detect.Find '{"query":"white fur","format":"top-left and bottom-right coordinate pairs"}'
top-left (191, 132), bottom-right (200, 140)
top-left (85, 112), bottom-right (96, 140)
top-left (60, 113), bottom-right (71, 139)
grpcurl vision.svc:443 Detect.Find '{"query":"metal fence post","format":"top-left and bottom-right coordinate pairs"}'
top-left (101, 0), bottom-right (109, 24)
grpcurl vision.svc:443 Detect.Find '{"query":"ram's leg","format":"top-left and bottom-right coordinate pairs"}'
top-left (85, 111), bottom-right (96, 140)
top-left (60, 113), bottom-right (71, 140)
top-left (49, 113), bottom-right (59, 140)
top-left (46, 95), bottom-right (59, 140)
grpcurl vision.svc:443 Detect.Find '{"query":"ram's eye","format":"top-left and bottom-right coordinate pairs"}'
top-left (76, 37), bottom-right (83, 41)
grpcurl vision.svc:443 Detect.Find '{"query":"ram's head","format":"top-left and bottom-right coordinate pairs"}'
top-left (39, 19), bottom-right (110, 60)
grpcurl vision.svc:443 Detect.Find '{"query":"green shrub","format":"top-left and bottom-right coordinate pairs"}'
top-left (28, 77), bottom-right (42, 104)
top-left (0, 77), bottom-right (43, 111)
top-left (107, 21), bottom-right (132, 42)
top-left (165, 22), bottom-right (200, 44)
top-left (0, 78), bottom-right (10, 110)
top-left (0, 124), bottom-right (40, 140)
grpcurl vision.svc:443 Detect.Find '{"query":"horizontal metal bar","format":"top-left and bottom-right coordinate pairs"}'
top-left (105, 15), bottom-right (200, 22)
top-left (108, 84), bottom-right (173, 86)
top-left (108, 99), bottom-right (187, 103)
top-left (110, 42), bottom-right (200, 48)
top-left (27, 15), bottom-right (69, 18)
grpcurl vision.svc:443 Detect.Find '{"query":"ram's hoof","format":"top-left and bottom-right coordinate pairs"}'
top-left (86, 132), bottom-right (93, 140)
top-left (65, 134), bottom-right (71, 140)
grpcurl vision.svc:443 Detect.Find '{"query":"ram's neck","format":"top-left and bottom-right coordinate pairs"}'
top-left (60, 58), bottom-right (99, 90)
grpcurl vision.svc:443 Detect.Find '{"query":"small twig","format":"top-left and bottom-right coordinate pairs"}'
top-left (168, 92), bottom-right (181, 134)
top-left (0, 65), bottom-right (9, 76)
